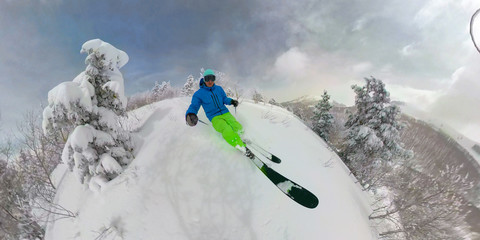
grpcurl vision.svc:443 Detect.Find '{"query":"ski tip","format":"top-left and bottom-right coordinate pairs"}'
top-left (290, 188), bottom-right (319, 209)
top-left (271, 155), bottom-right (281, 164)
top-left (298, 194), bottom-right (319, 209)
top-left (306, 197), bottom-right (319, 209)
top-left (301, 197), bottom-right (319, 209)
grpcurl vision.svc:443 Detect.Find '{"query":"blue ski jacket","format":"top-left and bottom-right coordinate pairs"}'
top-left (186, 78), bottom-right (233, 121)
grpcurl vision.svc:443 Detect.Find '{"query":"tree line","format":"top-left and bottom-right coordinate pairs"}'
top-left (299, 77), bottom-right (474, 239)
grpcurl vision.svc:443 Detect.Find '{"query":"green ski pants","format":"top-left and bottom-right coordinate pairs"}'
top-left (211, 112), bottom-right (245, 148)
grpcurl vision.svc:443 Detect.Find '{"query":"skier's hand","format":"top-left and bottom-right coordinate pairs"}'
top-left (186, 113), bottom-right (198, 126)
top-left (231, 99), bottom-right (239, 107)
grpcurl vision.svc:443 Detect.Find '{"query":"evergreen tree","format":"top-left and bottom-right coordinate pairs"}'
top-left (342, 77), bottom-right (412, 189)
top-left (154, 81), bottom-right (176, 101)
top-left (268, 98), bottom-right (280, 106)
top-left (311, 90), bottom-right (334, 141)
top-left (150, 81), bottom-right (173, 102)
top-left (252, 89), bottom-right (264, 103)
top-left (151, 81), bottom-right (161, 101)
top-left (42, 39), bottom-right (134, 186)
top-left (181, 75), bottom-right (197, 97)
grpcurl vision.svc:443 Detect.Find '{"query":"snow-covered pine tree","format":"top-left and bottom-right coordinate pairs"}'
top-left (151, 81), bottom-right (162, 102)
top-left (154, 81), bottom-right (176, 101)
top-left (343, 77), bottom-right (412, 189)
top-left (181, 75), bottom-right (197, 97)
top-left (252, 89), bottom-right (264, 103)
top-left (268, 98), bottom-right (280, 106)
top-left (311, 90), bottom-right (334, 141)
top-left (42, 39), bottom-right (134, 187)
top-left (162, 81), bottom-right (176, 99)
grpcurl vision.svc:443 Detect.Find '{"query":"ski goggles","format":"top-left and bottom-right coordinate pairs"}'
top-left (204, 75), bottom-right (216, 82)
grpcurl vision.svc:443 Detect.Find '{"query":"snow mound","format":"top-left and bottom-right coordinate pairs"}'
top-left (81, 39), bottom-right (129, 69)
top-left (47, 82), bottom-right (93, 112)
top-left (46, 97), bottom-right (376, 240)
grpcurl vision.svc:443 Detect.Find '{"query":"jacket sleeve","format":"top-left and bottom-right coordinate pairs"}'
top-left (220, 87), bottom-right (233, 105)
top-left (186, 93), bottom-right (202, 116)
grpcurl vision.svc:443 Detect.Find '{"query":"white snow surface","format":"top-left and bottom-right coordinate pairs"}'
top-left (47, 81), bottom-right (93, 112)
top-left (46, 97), bottom-right (376, 240)
top-left (100, 153), bottom-right (123, 174)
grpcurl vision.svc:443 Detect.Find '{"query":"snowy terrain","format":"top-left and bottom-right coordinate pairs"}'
top-left (45, 97), bottom-right (376, 240)
top-left (399, 103), bottom-right (480, 166)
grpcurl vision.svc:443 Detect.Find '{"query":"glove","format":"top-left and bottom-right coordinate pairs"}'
top-left (231, 99), bottom-right (239, 107)
top-left (186, 113), bottom-right (198, 126)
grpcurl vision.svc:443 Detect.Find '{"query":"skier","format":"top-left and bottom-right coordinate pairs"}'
top-left (185, 69), bottom-right (253, 158)
top-left (186, 70), bottom-right (318, 208)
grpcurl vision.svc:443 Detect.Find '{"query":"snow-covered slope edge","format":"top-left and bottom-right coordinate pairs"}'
top-left (46, 97), bottom-right (376, 240)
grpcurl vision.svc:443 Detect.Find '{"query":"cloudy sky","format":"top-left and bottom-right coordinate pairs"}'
top-left (1, 0), bottom-right (479, 142)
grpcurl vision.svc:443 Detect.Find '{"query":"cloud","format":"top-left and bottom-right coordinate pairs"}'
top-left (387, 84), bottom-right (441, 109)
top-left (427, 53), bottom-right (480, 141)
top-left (273, 47), bottom-right (310, 79)
top-left (262, 47), bottom-right (379, 103)
top-left (400, 43), bottom-right (417, 56)
top-left (352, 18), bottom-right (368, 32)
top-left (1, 0), bottom-right (479, 143)
top-left (461, 0), bottom-right (480, 13)
top-left (253, 0), bottom-right (469, 91)
top-left (352, 62), bottom-right (373, 75)
top-left (414, 0), bottom-right (453, 28)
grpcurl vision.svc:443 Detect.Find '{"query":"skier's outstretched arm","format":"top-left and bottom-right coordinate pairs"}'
top-left (186, 94), bottom-right (201, 126)
top-left (220, 87), bottom-right (237, 107)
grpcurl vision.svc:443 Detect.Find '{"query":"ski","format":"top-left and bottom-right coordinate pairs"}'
top-left (244, 148), bottom-right (318, 209)
top-left (243, 140), bottom-right (281, 164)
top-left (196, 119), bottom-right (316, 208)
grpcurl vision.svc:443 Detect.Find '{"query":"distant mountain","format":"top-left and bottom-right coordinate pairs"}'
top-left (282, 95), bottom-right (321, 105)
top-left (393, 102), bottom-right (480, 165)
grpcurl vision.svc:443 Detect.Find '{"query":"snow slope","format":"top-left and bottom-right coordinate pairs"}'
top-left (45, 97), bottom-right (376, 240)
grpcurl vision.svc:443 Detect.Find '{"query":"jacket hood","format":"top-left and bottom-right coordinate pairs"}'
top-left (199, 78), bottom-right (215, 90)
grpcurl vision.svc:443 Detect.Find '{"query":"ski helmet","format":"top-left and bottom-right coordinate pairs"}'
top-left (203, 69), bottom-right (215, 76)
